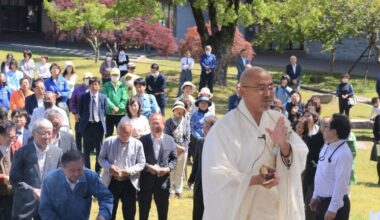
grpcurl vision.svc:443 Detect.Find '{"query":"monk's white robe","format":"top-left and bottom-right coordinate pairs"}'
top-left (202, 100), bottom-right (308, 220)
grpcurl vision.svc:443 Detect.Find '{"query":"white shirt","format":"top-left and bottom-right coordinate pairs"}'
top-left (180, 57), bottom-right (194, 70)
top-left (29, 106), bottom-right (70, 131)
top-left (0, 145), bottom-right (9, 156)
top-left (49, 132), bottom-right (61, 149)
top-left (120, 115), bottom-right (150, 138)
top-left (370, 106), bottom-right (380, 120)
top-left (65, 176), bottom-right (79, 191)
top-left (36, 63), bottom-right (51, 78)
top-left (34, 142), bottom-right (50, 178)
top-left (292, 64), bottom-right (297, 74)
top-left (151, 133), bottom-right (164, 160)
top-left (313, 140), bottom-right (353, 213)
top-left (16, 128), bottom-right (24, 145)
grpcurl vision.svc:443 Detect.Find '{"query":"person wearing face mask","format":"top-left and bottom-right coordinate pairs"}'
top-left (70, 72), bottom-right (93, 152)
top-left (29, 91), bottom-right (70, 133)
top-left (121, 70), bottom-right (139, 97)
top-left (100, 52), bottom-right (117, 84)
top-left (274, 75), bottom-right (293, 113)
top-left (199, 45), bottom-right (216, 93)
top-left (146, 63), bottom-right (167, 116)
top-left (115, 47), bottom-right (129, 77)
top-left (101, 68), bottom-right (128, 138)
top-left (336, 73), bottom-right (354, 117)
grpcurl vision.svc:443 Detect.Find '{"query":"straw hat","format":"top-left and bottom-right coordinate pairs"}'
top-left (110, 68), bottom-right (120, 76)
top-left (83, 72), bottom-right (93, 79)
top-left (198, 87), bottom-right (213, 99)
top-left (181, 81), bottom-right (196, 91)
top-left (172, 100), bottom-right (186, 112)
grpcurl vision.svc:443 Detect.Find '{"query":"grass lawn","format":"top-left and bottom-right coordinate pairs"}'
top-left (1, 49), bottom-right (379, 219)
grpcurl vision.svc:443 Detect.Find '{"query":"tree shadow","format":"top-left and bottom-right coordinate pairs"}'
top-left (356, 181), bottom-right (379, 188)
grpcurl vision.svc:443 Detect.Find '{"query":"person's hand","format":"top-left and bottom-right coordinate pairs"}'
top-left (33, 188), bottom-right (41, 199)
top-left (157, 167), bottom-right (170, 177)
top-left (292, 106), bottom-right (299, 113)
top-left (324, 211), bottom-right (336, 220)
top-left (147, 164), bottom-right (159, 175)
top-left (96, 215), bottom-right (106, 220)
top-left (342, 94), bottom-right (348, 99)
top-left (1, 175), bottom-right (10, 184)
top-left (56, 92), bottom-right (61, 98)
top-left (120, 169), bottom-right (131, 177)
top-left (309, 198), bottom-right (318, 212)
top-left (74, 114), bottom-right (80, 122)
top-left (292, 79), bottom-right (297, 85)
top-left (109, 165), bottom-right (120, 177)
top-left (265, 117), bottom-right (290, 156)
top-left (176, 145), bottom-right (186, 155)
top-left (113, 106), bottom-right (119, 114)
top-left (261, 173), bottom-right (279, 189)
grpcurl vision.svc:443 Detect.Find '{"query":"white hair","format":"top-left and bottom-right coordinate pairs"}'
top-left (44, 109), bottom-right (63, 121)
top-left (31, 118), bottom-right (53, 133)
top-left (117, 119), bottom-right (133, 131)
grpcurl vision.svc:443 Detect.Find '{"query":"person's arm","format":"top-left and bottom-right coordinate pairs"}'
top-left (91, 173), bottom-right (114, 220)
top-left (99, 62), bottom-right (107, 76)
top-left (184, 118), bottom-right (191, 147)
top-left (348, 84), bottom-right (354, 97)
top-left (101, 85), bottom-right (115, 113)
top-left (98, 141), bottom-right (112, 170)
top-left (70, 89), bottom-right (79, 114)
top-left (128, 141), bottom-right (146, 176)
top-left (167, 139), bottom-right (178, 171)
top-left (39, 178), bottom-right (61, 219)
top-left (116, 86), bottom-right (128, 111)
top-left (374, 115), bottom-right (380, 141)
top-left (188, 139), bottom-right (201, 184)
top-left (150, 94), bottom-right (160, 114)
top-left (58, 78), bottom-right (71, 99)
top-left (10, 91), bottom-right (17, 112)
top-left (200, 55), bottom-right (207, 69)
top-left (328, 153), bottom-right (353, 214)
top-left (155, 76), bottom-right (166, 93)
top-left (336, 85), bottom-right (341, 97)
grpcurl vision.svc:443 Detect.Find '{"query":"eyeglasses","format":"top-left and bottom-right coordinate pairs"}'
top-left (36, 131), bottom-right (53, 137)
top-left (241, 83), bottom-right (274, 93)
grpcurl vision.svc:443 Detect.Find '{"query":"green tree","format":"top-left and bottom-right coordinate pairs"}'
top-left (174, 0), bottom-right (259, 86)
top-left (43, 0), bottom-right (162, 62)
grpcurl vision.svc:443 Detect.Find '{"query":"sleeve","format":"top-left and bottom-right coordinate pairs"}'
top-left (370, 107), bottom-right (376, 120)
top-left (102, 86), bottom-right (115, 112)
top-left (184, 118), bottom-right (191, 148)
top-left (210, 55), bottom-right (216, 69)
top-left (164, 120), bottom-right (173, 136)
top-left (200, 55), bottom-right (207, 69)
top-left (156, 77), bottom-right (166, 93)
top-left (99, 62), bottom-right (107, 76)
top-left (10, 91), bottom-right (16, 112)
top-left (58, 79), bottom-right (70, 99)
top-left (150, 95), bottom-right (160, 114)
top-left (116, 86), bottom-right (128, 110)
top-left (328, 153), bottom-right (353, 213)
top-left (336, 85), bottom-right (341, 97)
top-left (91, 173), bottom-right (114, 219)
top-left (39, 178), bottom-right (61, 219)
top-left (98, 141), bottom-right (112, 171)
top-left (129, 141), bottom-right (146, 176)
top-left (348, 84), bottom-right (354, 97)
top-left (167, 139), bottom-right (178, 171)
top-left (190, 58), bottom-right (195, 70)
top-left (374, 115), bottom-right (380, 141)
top-left (70, 90), bottom-right (78, 114)
top-left (9, 149), bottom-right (28, 188)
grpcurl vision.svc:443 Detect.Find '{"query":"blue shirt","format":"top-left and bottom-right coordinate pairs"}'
top-left (190, 110), bottom-right (214, 139)
top-left (44, 76), bottom-right (71, 103)
top-left (39, 168), bottom-right (113, 220)
top-left (200, 53), bottom-right (216, 71)
top-left (0, 84), bottom-right (12, 110)
top-left (134, 93), bottom-right (160, 118)
top-left (275, 86), bottom-right (292, 109)
top-left (5, 70), bottom-right (23, 92)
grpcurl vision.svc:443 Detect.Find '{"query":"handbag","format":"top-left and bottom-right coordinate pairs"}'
top-left (348, 96), bottom-right (357, 106)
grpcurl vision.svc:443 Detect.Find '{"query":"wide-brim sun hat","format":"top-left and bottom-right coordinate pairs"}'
top-left (181, 81), bottom-right (196, 91)
top-left (172, 100), bottom-right (187, 112)
top-left (195, 96), bottom-right (212, 107)
top-left (64, 61), bottom-right (74, 69)
top-left (198, 87), bottom-right (213, 99)
top-left (83, 72), bottom-right (93, 78)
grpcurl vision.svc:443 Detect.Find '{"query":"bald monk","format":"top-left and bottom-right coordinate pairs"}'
top-left (202, 66), bottom-right (308, 220)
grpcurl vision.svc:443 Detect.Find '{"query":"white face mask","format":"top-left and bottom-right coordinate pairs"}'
top-left (106, 57), bottom-right (112, 62)
top-left (84, 79), bottom-right (90, 86)
top-left (119, 51), bottom-right (125, 56)
top-left (111, 76), bottom-right (120, 82)
top-left (205, 51), bottom-right (211, 56)
top-left (126, 80), bottom-right (134, 88)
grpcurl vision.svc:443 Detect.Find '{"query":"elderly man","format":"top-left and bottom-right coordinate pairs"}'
top-left (138, 113), bottom-right (177, 220)
top-left (202, 67), bottom-right (308, 220)
top-left (99, 120), bottom-right (146, 220)
top-left (25, 78), bottom-right (45, 117)
top-left (39, 150), bottom-right (114, 220)
top-left (10, 119), bottom-right (62, 220)
top-left (0, 120), bottom-right (17, 220)
top-left (44, 109), bottom-right (76, 153)
top-left (29, 91), bottom-right (70, 132)
top-left (70, 72), bottom-right (93, 152)
top-left (199, 45), bottom-right (216, 93)
top-left (285, 55), bottom-right (302, 90)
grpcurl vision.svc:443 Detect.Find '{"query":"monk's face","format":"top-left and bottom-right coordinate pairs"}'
top-left (240, 69), bottom-right (274, 117)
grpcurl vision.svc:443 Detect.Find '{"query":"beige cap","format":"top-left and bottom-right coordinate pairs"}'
top-left (110, 68), bottom-right (120, 76)
top-left (83, 72), bottom-right (93, 78)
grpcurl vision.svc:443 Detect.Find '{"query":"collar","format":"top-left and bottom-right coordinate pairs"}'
top-left (65, 176), bottom-right (80, 185)
top-left (90, 91), bottom-right (99, 97)
top-left (117, 137), bottom-right (130, 145)
top-left (151, 133), bottom-right (164, 141)
top-left (34, 141), bottom-right (49, 154)
top-left (327, 139), bottom-right (346, 149)
top-left (0, 145), bottom-right (9, 155)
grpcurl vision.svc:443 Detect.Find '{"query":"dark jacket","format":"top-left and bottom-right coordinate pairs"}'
top-left (286, 64), bottom-right (302, 82)
top-left (139, 133), bottom-right (177, 190)
top-left (78, 92), bottom-right (107, 134)
top-left (24, 94), bottom-right (39, 116)
top-left (145, 73), bottom-right (167, 107)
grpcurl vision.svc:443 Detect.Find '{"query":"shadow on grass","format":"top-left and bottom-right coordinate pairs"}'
top-left (356, 181), bottom-right (379, 188)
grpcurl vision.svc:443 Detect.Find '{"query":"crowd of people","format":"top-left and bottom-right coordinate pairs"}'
top-left (0, 45), bottom-right (377, 220)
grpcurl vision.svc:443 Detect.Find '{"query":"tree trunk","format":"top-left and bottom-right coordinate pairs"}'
top-left (365, 45), bottom-right (372, 85)
top-left (329, 48), bottom-right (336, 74)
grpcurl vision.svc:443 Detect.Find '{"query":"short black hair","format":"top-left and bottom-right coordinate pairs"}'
top-left (19, 77), bottom-right (29, 85)
top-left (329, 113), bottom-right (351, 139)
top-left (9, 59), bottom-right (18, 69)
top-left (23, 49), bottom-right (32, 58)
top-left (49, 63), bottom-right (61, 73)
top-left (134, 78), bottom-right (146, 86)
top-left (151, 63), bottom-right (159, 70)
top-left (0, 120), bottom-right (15, 136)
top-left (61, 150), bottom-right (83, 166)
top-left (11, 109), bottom-right (29, 120)
top-left (32, 78), bottom-right (44, 89)
top-left (89, 77), bottom-right (101, 85)
top-left (371, 97), bottom-right (379, 105)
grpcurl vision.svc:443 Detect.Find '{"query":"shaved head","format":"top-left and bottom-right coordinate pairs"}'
top-left (240, 66), bottom-right (270, 85)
